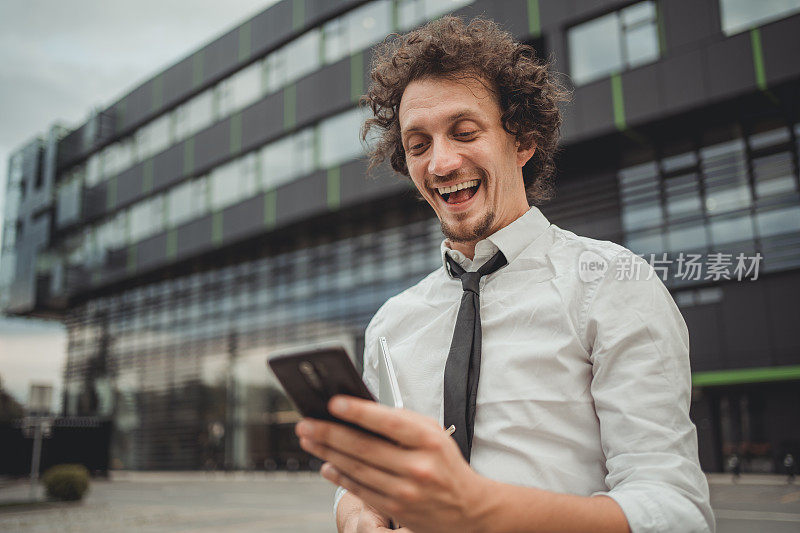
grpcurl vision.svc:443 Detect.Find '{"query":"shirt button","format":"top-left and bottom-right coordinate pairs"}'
top-left (451, 251), bottom-right (464, 261)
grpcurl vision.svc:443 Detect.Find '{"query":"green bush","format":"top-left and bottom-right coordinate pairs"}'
top-left (41, 464), bottom-right (90, 501)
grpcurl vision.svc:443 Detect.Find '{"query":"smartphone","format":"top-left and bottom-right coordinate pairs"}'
top-left (267, 344), bottom-right (386, 439)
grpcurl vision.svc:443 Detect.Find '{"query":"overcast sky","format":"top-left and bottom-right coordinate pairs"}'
top-left (0, 0), bottom-right (277, 408)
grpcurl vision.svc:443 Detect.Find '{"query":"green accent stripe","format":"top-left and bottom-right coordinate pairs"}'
top-left (212, 211), bottom-right (223, 245)
top-left (166, 229), bottom-right (177, 260)
top-left (142, 159), bottom-right (154, 193)
top-left (284, 84), bottom-right (296, 130)
top-left (264, 190), bottom-right (277, 228)
top-left (327, 166), bottom-right (341, 210)
top-left (292, 0), bottom-right (304, 31)
top-left (106, 176), bottom-right (117, 210)
top-left (350, 52), bottom-right (364, 103)
top-left (693, 365), bottom-right (800, 387)
top-left (238, 21), bottom-right (251, 62)
top-left (750, 28), bottom-right (767, 91)
top-left (183, 137), bottom-right (195, 176)
top-left (230, 112), bottom-right (242, 154)
top-left (152, 75), bottom-right (163, 111)
top-left (611, 73), bottom-right (626, 131)
top-left (127, 244), bottom-right (137, 275)
top-left (527, 0), bottom-right (541, 38)
top-left (656, 0), bottom-right (667, 56)
top-left (192, 51), bottom-right (204, 89)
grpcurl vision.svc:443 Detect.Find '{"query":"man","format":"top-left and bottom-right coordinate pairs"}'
top-left (296, 16), bottom-right (714, 533)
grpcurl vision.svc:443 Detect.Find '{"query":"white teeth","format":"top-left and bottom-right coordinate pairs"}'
top-left (436, 179), bottom-right (480, 195)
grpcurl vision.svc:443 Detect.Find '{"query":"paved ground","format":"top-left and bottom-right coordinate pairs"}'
top-left (0, 472), bottom-right (798, 532)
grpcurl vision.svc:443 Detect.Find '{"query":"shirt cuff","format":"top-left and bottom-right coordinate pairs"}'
top-left (592, 489), bottom-right (669, 533)
top-left (333, 486), bottom-right (348, 517)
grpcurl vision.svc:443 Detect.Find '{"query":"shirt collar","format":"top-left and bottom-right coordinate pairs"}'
top-left (440, 207), bottom-right (551, 277)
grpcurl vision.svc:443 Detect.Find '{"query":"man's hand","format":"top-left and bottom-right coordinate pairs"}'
top-left (296, 395), bottom-right (488, 533)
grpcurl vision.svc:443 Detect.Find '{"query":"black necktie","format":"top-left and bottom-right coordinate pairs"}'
top-left (443, 249), bottom-right (507, 462)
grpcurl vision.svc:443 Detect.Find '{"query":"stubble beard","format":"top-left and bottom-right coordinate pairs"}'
top-left (440, 209), bottom-right (495, 243)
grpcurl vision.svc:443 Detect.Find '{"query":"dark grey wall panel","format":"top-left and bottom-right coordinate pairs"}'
top-left (176, 215), bottom-right (213, 259)
top-left (82, 184), bottom-right (107, 220)
top-left (765, 272), bottom-right (800, 366)
top-left (720, 282), bottom-right (772, 368)
top-left (762, 14), bottom-right (800, 85)
top-left (202, 30), bottom-right (239, 83)
top-left (471, 0), bottom-right (528, 38)
top-left (704, 32), bottom-right (755, 100)
top-left (241, 92), bottom-right (284, 152)
top-left (163, 56), bottom-right (194, 108)
top-left (296, 61), bottom-right (351, 126)
top-left (340, 159), bottom-right (409, 208)
top-left (661, 0), bottom-right (721, 54)
top-left (682, 305), bottom-right (724, 372)
top-left (658, 49), bottom-right (706, 114)
top-left (120, 83), bottom-right (153, 132)
top-left (305, 0), bottom-right (363, 27)
top-left (137, 233), bottom-right (167, 272)
top-left (538, 0), bottom-right (571, 31)
top-left (573, 80), bottom-right (613, 136)
top-left (194, 120), bottom-right (230, 174)
top-left (222, 195), bottom-right (264, 242)
top-left (152, 144), bottom-right (184, 190)
top-left (115, 165), bottom-right (143, 207)
top-left (622, 64), bottom-right (660, 126)
top-left (250, 0), bottom-right (295, 58)
top-left (276, 171), bottom-right (326, 225)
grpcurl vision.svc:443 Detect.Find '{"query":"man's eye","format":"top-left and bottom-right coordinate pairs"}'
top-left (454, 131), bottom-right (477, 139)
top-left (409, 142), bottom-right (427, 152)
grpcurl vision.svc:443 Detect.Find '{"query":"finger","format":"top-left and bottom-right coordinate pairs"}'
top-left (301, 437), bottom-right (408, 499)
top-left (328, 396), bottom-right (442, 448)
top-left (297, 418), bottom-right (413, 475)
top-left (322, 462), bottom-right (402, 520)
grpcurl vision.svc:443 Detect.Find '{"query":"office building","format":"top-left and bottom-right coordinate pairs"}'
top-left (2, 0), bottom-right (799, 471)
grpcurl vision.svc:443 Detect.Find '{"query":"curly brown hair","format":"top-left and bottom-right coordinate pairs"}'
top-left (361, 16), bottom-right (569, 205)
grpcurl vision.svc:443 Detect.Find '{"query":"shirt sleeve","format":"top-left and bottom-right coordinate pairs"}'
top-left (333, 318), bottom-right (383, 518)
top-left (584, 251), bottom-right (715, 533)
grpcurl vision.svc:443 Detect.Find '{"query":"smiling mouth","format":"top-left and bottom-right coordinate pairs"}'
top-left (436, 179), bottom-right (481, 204)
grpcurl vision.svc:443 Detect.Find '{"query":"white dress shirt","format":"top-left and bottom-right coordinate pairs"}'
top-left (339, 207), bottom-right (713, 532)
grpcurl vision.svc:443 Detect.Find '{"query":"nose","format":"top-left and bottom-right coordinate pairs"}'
top-left (427, 139), bottom-right (462, 177)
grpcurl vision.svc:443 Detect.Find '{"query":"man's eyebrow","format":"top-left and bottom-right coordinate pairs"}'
top-left (403, 111), bottom-right (480, 134)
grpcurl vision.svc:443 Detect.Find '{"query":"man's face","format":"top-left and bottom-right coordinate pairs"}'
top-left (398, 75), bottom-right (534, 245)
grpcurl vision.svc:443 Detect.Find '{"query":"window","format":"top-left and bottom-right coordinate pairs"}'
top-left (174, 89), bottom-right (215, 141)
top-left (720, 0), bottom-right (800, 36)
top-left (568, 1), bottom-right (659, 86)
top-left (217, 61), bottom-right (264, 117)
top-left (209, 155), bottom-right (259, 211)
top-left (701, 139), bottom-right (751, 214)
top-left (129, 195), bottom-right (165, 243)
top-left (318, 107), bottom-right (366, 168)
top-left (85, 154), bottom-right (103, 187)
top-left (265, 29), bottom-right (321, 94)
top-left (397, 0), bottom-right (473, 29)
top-left (101, 139), bottom-right (135, 178)
top-left (166, 180), bottom-right (194, 228)
top-left (135, 114), bottom-right (172, 160)
top-left (323, 0), bottom-right (392, 64)
top-left (56, 169), bottom-right (83, 227)
top-left (260, 128), bottom-right (315, 189)
top-left (756, 205), bottom-right (800, 237)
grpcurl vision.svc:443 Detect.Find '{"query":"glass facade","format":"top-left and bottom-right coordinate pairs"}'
top-left (619, 122), bottom-right (800, 280)
top-left (568, 1), bottom-right (659, 86)
top-left (63, 212), bottom-right (443, 469)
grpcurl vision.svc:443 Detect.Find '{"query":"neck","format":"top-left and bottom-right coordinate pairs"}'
top-left (449, 240), bottom-right (478, 260)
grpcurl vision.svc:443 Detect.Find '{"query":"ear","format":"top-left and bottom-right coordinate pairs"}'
top-left (515, 140), bottom-right (536, 168)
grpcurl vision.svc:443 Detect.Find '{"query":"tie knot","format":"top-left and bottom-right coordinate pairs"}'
top-left (460, 272), bottom-right (482, 294)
